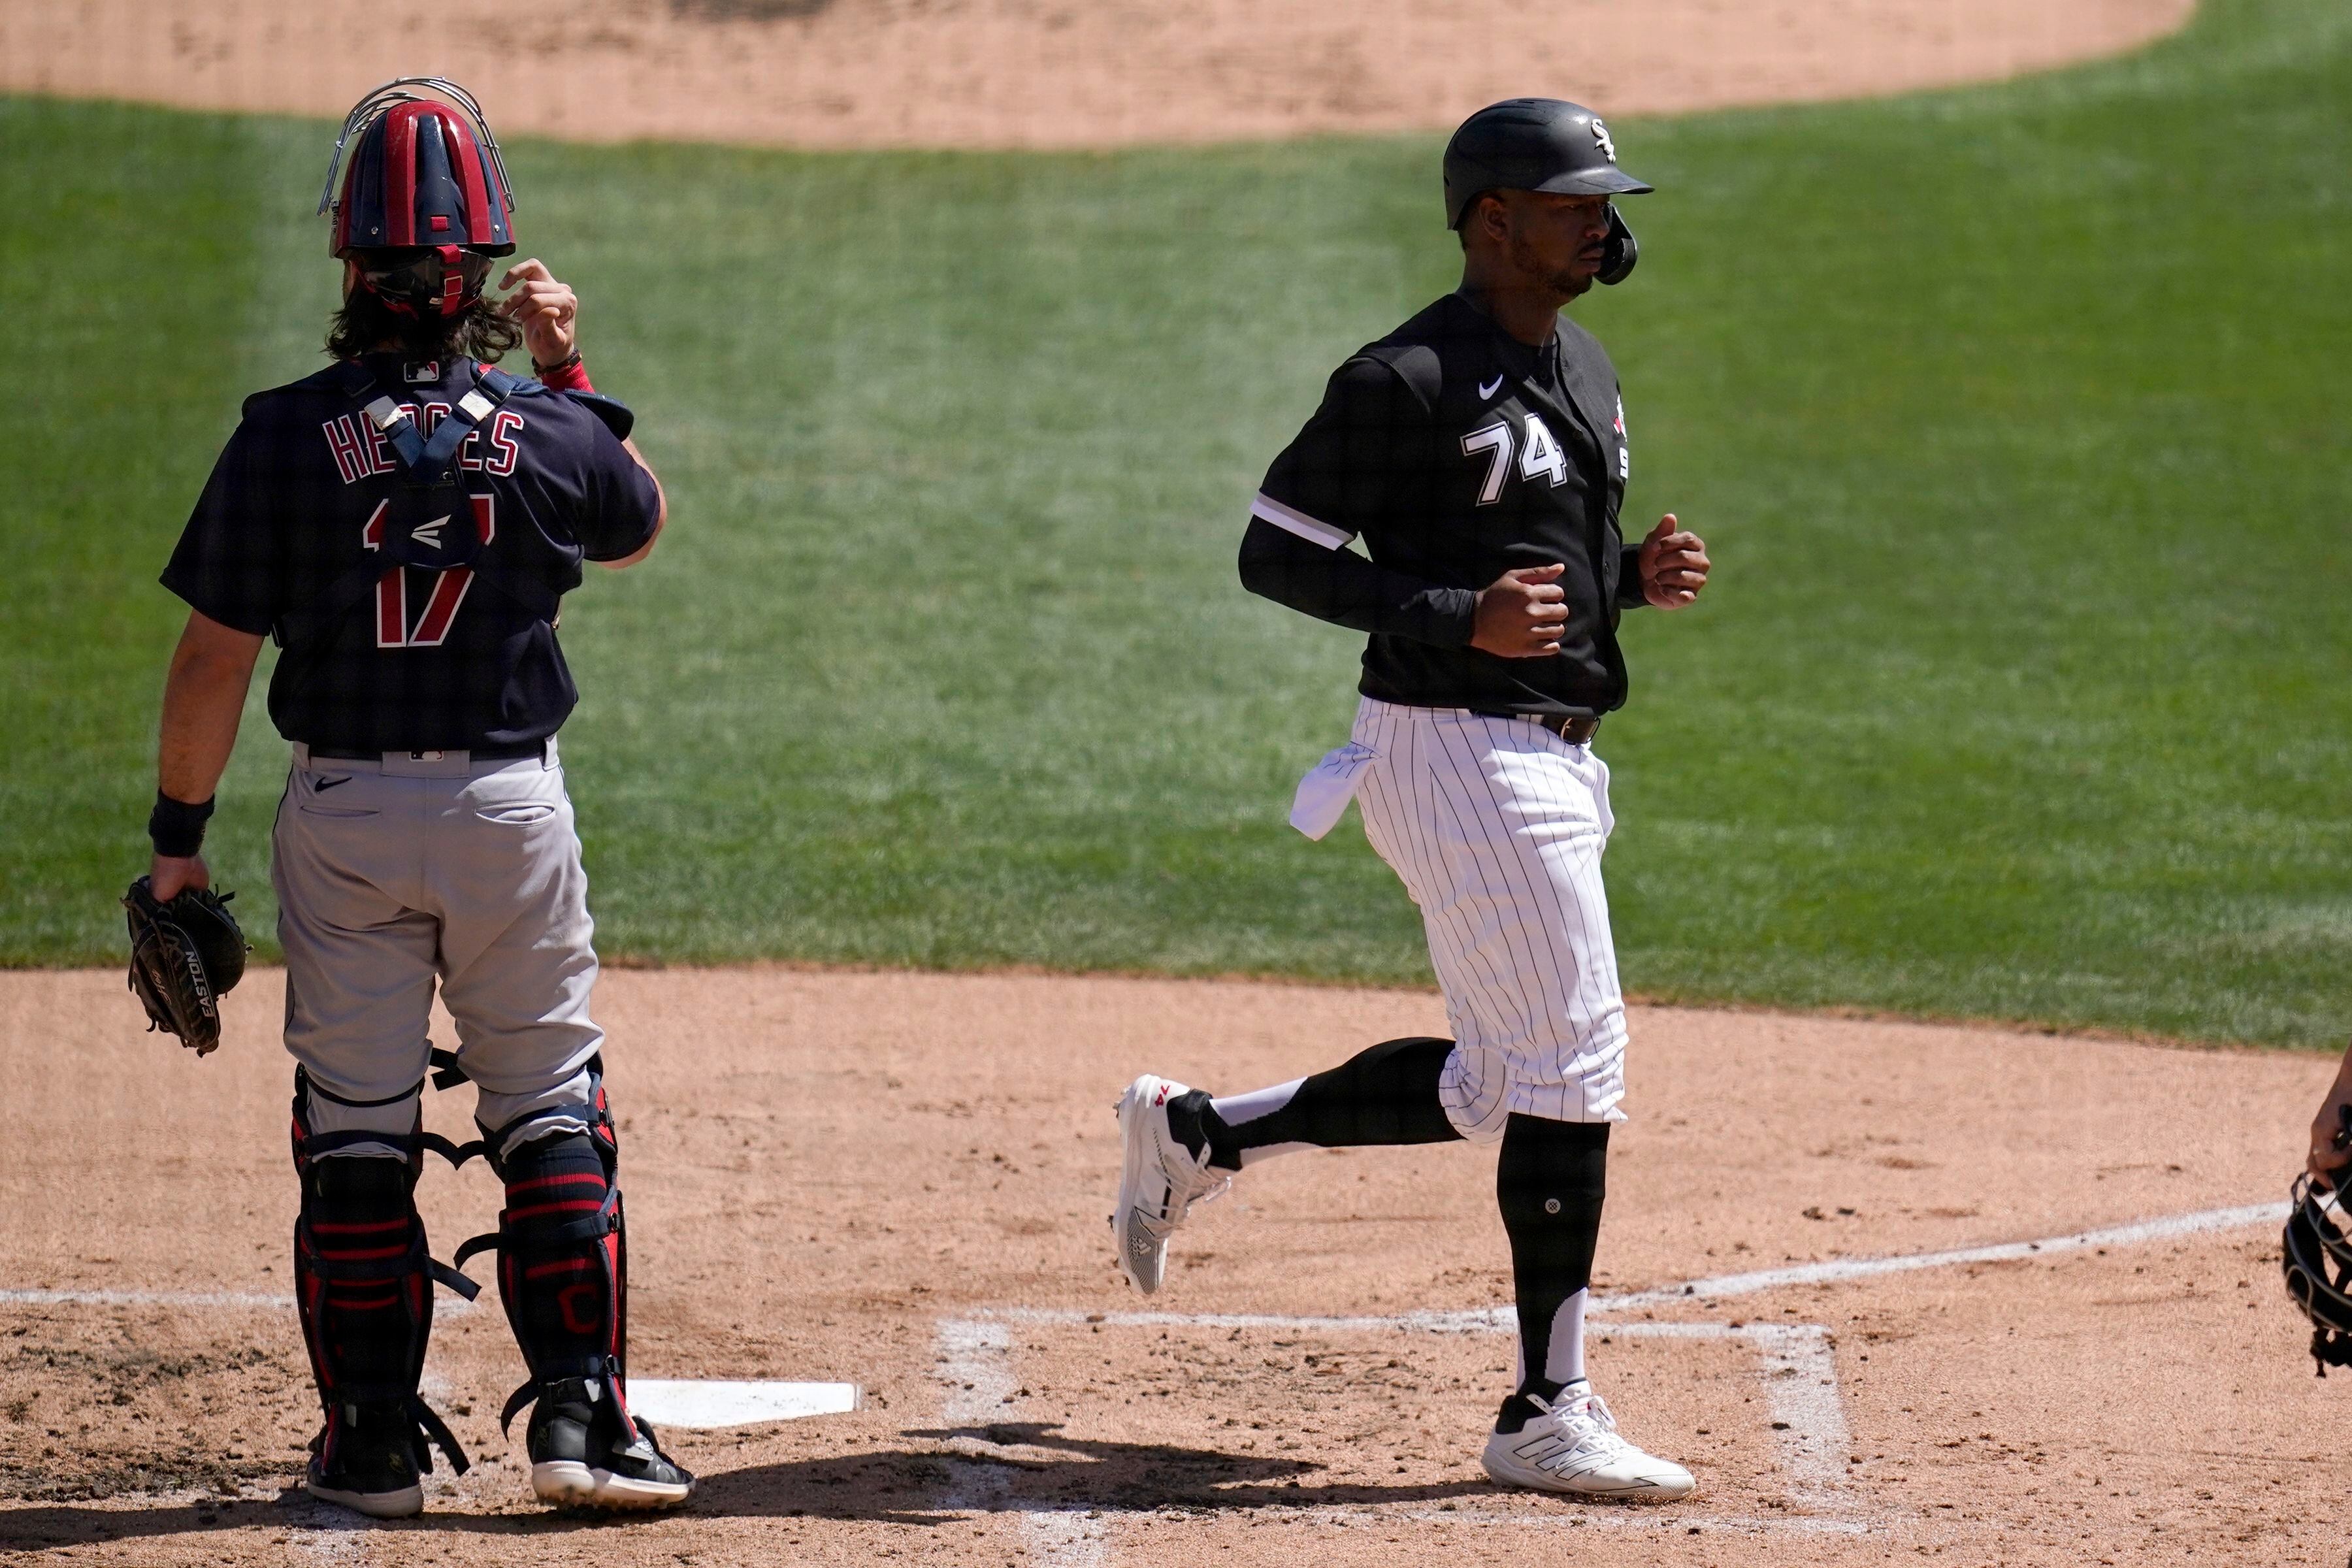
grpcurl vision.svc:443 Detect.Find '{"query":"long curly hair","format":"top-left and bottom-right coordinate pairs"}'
top-left (325, 273), bottom-right (523, 364)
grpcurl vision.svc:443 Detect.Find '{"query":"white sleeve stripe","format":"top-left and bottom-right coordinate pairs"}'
top-left (1250, 492), bottom-right (1355, 551)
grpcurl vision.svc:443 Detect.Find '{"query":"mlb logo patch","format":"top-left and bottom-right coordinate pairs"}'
top-left (403, 361), bottom-right (440, 383)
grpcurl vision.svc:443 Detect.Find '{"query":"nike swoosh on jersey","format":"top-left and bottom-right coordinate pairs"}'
top-left (1478, 374), bottom-right (1506, 400)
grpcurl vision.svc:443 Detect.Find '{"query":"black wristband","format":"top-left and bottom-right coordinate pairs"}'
top-left (148, 791), bottom-right (216, 858)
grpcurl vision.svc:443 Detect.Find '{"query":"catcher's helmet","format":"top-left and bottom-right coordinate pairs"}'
top-left (1445, 98), bottom-right (1652, 285)
top-left (318, 78), bottom-right (516, 318)
top-left (2283, 1173), bottom-right (2352, 1375)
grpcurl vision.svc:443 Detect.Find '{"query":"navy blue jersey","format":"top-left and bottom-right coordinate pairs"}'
top-left (1241, 292), bottom-right (1644, 718)
top-left (163, 353), bottom-right (658, 752)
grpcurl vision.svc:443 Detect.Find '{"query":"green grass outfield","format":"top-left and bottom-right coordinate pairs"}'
top-left (5, 0), bottom-right (2349, 1046)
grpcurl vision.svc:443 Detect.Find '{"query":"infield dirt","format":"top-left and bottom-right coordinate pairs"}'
top-left (5, 0), bottom-right (2191, 149)
top-left (0, 965), bottom-right (2336, 1564)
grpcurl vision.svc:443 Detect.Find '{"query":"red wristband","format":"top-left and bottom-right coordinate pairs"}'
top-left (536, 355), bottom-right (594, 394)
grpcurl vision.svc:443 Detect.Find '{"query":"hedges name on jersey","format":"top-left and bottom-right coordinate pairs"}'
top-left (142, 80), bottom-right (691, 1522)
top-left (164, 352), bottom-right (659, 753)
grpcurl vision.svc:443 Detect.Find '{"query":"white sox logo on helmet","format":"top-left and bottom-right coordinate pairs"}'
top-left (1592, 118), bottom-right (1618, 163)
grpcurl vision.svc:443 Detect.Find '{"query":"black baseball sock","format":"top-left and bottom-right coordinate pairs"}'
top-left (1493, 1113), bottom-right (1609, 1433)
top-left (1168, 1036), bottom-right (1463, 1171)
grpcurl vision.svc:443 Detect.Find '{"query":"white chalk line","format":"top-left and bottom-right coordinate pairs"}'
top-left (931, 1198), bottom-right (2290, 1563)
top-left (933, 1315), bottom-right (1852, 1567)
top-left (1596, 1200), bottom-right (2290, 1312)
top-left (4, 1198), bottom-right (2280, 1322)
top-left (0, 1287), bottom-right (478, 1315)
top-left (934, 1320), bottom-right (1115, 1565)
top-left (0, 1288), bottom-right (295, 1309)
top-left (943, 1313), bottom-right (1852, 1515)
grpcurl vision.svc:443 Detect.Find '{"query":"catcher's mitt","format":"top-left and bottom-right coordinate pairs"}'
top-left (122, 875), bottom-right (250, 1057)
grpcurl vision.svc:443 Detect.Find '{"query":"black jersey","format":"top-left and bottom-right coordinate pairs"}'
top-left (1240, 291), bottom-right (1647, 718)
top-left (162, 353), bottom-right (660, 753)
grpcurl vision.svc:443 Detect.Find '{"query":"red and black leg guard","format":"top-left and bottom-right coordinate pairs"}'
top-left (455, 1064), bottom-right (636, 1433)
top-left (291, 1070), bottom-right (480, 1477)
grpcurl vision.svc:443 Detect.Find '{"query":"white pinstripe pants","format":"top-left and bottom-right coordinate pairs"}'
top-left (1293, 698), bottom-right (1629, 1139)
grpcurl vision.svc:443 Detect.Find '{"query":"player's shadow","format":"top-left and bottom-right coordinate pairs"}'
top-left (691, 1421), bottom-right (1501, 1524)
top-left (0, 1424), bottom-right (1501, 1548)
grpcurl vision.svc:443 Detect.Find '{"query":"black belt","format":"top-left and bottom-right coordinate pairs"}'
top-left (1475, 711), bottom-right (1600, 745)
top-left (305, 740), bottom-right (547, 762)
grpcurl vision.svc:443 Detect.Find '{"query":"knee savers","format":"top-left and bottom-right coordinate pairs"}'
top-left (290, 1070), bottom-right (481, 1477)
top-left (454, 1068), bottom-right (634, 1432)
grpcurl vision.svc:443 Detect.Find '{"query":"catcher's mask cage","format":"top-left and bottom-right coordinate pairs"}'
top-left (2282, 1173), bottom-right (2352, 1374)
top-left (319, 78), bottom-right (516, 319)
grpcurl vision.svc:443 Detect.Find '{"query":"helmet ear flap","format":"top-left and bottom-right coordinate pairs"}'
top-left (1597, 203), bottom-right (1639, 286)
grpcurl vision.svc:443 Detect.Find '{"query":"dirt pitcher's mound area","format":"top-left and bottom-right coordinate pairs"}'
top-left (0, 965), bottom-right (2338, 1565)
top-left (6, 0), bottom-right (2191, 149)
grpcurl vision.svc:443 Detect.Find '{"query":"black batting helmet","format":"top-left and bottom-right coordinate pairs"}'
top-left (318, 78), bottom-right (517, 319)
top-left (1445, 98), bottom-right (1653, 285)
top-left (2283, 1173), bottom-right (2352, 1375)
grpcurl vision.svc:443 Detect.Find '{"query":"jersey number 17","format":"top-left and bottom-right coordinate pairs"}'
top-left (361, 495), bottom-right (495, 649)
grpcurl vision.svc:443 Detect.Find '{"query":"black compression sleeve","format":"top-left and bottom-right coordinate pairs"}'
top-left (1197, 1036), bottom-right (1462, 1171)
top-left (1496, 1115), bottom-right (1609, 1421)
top-left (1237, 516), bottom-right (1478, 645)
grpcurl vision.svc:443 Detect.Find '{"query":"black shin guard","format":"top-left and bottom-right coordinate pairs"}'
top-left (1494, 1113), bottom-right (1609, 1432)
top-left (1180, 1036), bottom-right (1463, 1171)
top-left (290, 1071), bottom-right (479, 1478)
top-left (457, 1066), bottom-right (635, 1434)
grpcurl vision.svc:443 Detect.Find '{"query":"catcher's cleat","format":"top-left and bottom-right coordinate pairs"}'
top-left (1481, 1384), bottom-right (1695, 1501)
top-left (523, 1377), bottom-right (694, 1510)
top-left (1111, 1074), bottom-right (1230, 1295)
top-left (305, 1399), bottom-right (428, 1518)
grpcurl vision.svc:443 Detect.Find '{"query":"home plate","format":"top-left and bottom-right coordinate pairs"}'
top-left (628, 1380), bottom-right (864, 1429)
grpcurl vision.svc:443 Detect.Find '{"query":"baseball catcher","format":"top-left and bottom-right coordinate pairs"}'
top-left (142, 78), bottom-right (688, 1516)
top-left (1113, 99), bottom-right (1710, 1499)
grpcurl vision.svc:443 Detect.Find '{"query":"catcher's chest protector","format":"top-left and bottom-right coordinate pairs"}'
top-left (274, 362), bottom-right (557, 653)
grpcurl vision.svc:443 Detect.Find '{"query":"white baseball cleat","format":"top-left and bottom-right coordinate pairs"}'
top-left (1480, 1384), bottom-right (1695, 1501)
top-left (1111, 1073), bottom-right (1230, 1295)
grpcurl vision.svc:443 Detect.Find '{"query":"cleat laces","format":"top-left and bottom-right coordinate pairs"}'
top-left (1516, 1390), bottom-right (1637, 1474)
top-left (1159, 1143), bottom-right (1230, 1223)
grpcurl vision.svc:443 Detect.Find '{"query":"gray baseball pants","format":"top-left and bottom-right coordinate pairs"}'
top-left (273, 740), bottom-right (604, 1161)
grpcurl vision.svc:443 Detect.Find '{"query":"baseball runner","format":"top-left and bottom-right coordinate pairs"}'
top-left (1113, 99), bottom-right (1712, 1499)
top-left (142, 80), bottom-right (690, 1516)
